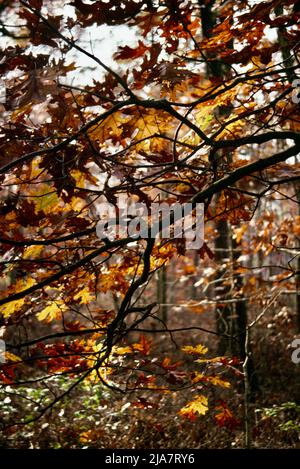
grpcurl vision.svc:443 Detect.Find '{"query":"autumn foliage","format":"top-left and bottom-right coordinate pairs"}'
top-left (0, 0), bottom-right (300, 449)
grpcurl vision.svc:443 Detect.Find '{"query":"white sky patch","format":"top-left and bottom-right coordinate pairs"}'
top-left (63, 24), bottom-right (138, 86)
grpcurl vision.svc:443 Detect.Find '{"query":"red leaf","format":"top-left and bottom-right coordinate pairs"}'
top-left (214, 401), bottom-right (240, 430)
top-left (114, 41), bottom-right (148, 60)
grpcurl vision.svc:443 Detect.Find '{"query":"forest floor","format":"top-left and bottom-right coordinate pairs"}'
top-left (1, 291), bottom-right (300, 449)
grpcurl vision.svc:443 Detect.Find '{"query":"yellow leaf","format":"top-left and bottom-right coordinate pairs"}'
top-left (1, 277), bottom-right (35, 318)
top-left (113, 346), bottom-right (133, 355)
top-left (2, 298), bottom-right (25, 318)
top-left (23, 245), bottom-right (44, 259)
top-left (70, 169), bottom-right (97, 189)
top-left (33, 188), bottom-right (59, 214)
top-left (89, 112), bottom-right (130, 143)
top-left (133, 115), bottom-right (161, 144)
top-left (182, 344), bottom-right (208, 355)
top-left (88, 365), bottom-right (114, 384)
top-left (192, 372), bottom-right (230, 388)
top-left (233, 225), bottom-right (247, 244)
top-left (195, 356), bottom-right (225, 364)
top-left (36, 302), bottom-right (64, 322)
top-left (29, 158), bottom-right (43, 179)
top-left (127, 110), bottom-right (172, 151)
top-left (216, 119), bottom-right (245, 140)
top-left (69, 197), bottom-right (86, 212)
top-left (179, 395), bottom-right (208, 418)
top-left (208, 376), bottom-right (231, 388)
top-left (4, 351), bottom-right (22, 362)
top-left (249, 276), bottom-right (257, 286)
top-left (70, 169), bottom-right (86, 189)
top-left (195, 105), bottom-right (214, 131)
top-left (74, 288), bottom-right (94, 304)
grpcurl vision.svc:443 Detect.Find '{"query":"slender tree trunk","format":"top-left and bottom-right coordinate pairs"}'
top-left (214, 219), bottom-right (232, 355)
top-left (275, 5), bottom-right (300, 331)
top-left (294, 187), bottom-right (300, 332)
top-left (200, 1), bottom-right (247, 356)
top-left (199, 1), bottom-right (258, 405)
top-left (200, 0), bottom-right (232, 356)
top-left (232, 236), bottom-right (258, 395)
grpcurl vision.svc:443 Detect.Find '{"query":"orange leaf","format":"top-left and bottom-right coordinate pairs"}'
top-left (133, 334), bottom-right (152, 356)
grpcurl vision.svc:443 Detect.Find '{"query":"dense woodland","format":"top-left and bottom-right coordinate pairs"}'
top-left (1, 0), bottom-right (300, 449)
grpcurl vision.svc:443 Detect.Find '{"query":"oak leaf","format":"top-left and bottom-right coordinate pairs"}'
top-left (182, 344), bottom-right (208, 355)
top-left (179, 395), bottom-right (208, 420)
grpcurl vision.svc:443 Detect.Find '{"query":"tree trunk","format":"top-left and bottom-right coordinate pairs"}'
top-left (275, 5), bottom-right (300, 331)
top-left (199, 0), bottom-right (257, 397)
